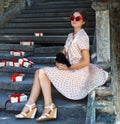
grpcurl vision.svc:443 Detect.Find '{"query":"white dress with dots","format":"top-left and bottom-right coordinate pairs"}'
top-left (44, 29), bottom-right (108, 100)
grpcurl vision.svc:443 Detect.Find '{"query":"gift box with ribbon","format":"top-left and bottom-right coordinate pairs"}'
top-left (8, 60), bottom-right (20, 67)
top-left (20, 40), bottom-right (34, 46)
top-left (0, 60), bottom-right (8, 67)
top-left (18, 58), bottom-right (34, 68)
top-left (11, 72), bottom-right (25, 82)
top-left (9, 93), bottom-right (27, 103)
top-left (34, 32), bottom-right (43, 37)
top-left (10, 50), bottom-right (25, 56)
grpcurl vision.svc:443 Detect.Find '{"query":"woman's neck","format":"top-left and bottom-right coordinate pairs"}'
top-left (74, 27), bottom-right (82, 34)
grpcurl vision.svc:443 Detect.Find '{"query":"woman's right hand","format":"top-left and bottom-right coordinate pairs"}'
top-left (56, 62), bottom-right (69, 70)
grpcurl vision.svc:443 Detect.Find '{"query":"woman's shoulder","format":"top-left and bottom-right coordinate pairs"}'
top-left (68, 32), bottom-right (73, 37)
top-left (77, 29), bottom-right (89, 41)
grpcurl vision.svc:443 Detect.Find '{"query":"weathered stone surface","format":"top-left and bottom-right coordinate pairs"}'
top-left (91, 1), bottom-right (111, 63)
top-left (0, 0), bottom-right (26, 28)
top-left (110, 0), bottom-right (120, 122)
top-left (96, 10), bottom-right (110, 62)
top-left (0, 0), bottom-right (4, 16)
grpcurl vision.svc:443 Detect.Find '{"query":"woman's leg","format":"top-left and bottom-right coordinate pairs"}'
top-left (19, 69), bottom-right (41, 113)
top-left (38, 68), bottom-right (53, 106)
top-left (20, 68), bottom-right (53, 113)
top-left (36, 68), bottom-right (56, 121)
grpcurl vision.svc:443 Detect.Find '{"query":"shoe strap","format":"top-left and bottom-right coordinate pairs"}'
top-left (25, 103), bottom-right (36, 112)
top-left (44, 103), bottom-right (55, 110)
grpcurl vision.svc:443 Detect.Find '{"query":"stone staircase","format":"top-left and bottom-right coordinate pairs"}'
top-left (0, 0), bottom-right (115, 123)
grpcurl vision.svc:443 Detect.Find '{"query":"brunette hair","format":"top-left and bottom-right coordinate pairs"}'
top-left (71, 8), bottom-right (88, 28)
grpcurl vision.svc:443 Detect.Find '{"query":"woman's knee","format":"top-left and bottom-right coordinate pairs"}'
top-left (39, 68), bottom-right (46, 77)
top-left (35, 69), bottom-right (40, 76)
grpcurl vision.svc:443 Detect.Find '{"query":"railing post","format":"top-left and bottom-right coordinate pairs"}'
top-left (91, 1), bottom-right (110, 63)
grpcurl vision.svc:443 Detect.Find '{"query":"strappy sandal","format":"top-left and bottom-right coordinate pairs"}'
top-left (36, 103), bottom-right (57, 121)
top-left (15, 103), bottom-right (37, 119)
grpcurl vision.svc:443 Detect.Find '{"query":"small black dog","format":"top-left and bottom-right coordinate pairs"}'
top-left (56, 52), bottom-right (71, 67)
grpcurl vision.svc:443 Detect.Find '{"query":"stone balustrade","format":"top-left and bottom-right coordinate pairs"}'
top-left (0, 0), bottom-right (32, 16)
top-left (0, 0), bottom-right (21, 16)
top-left (91, 0), bottom-right (120, 123)
top-left (0, 0), bottom-right (32, 28)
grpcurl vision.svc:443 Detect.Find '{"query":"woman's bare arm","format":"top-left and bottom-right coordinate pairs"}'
top-left (69, 49), bottom-right (90, 70)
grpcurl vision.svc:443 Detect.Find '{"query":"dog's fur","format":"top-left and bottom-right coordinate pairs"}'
top-left (56, 52), bottom-right (71, 67)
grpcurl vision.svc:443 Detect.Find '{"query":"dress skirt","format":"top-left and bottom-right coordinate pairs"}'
top-left (44, 64), bottom-right (108, 100)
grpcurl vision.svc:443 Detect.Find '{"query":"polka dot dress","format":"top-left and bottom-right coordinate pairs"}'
top-left (44, 29), bottom-right (108, 100)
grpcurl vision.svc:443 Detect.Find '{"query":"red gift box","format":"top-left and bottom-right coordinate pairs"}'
top-left (18, 58), bottom-right (34, 68)
top-left (0, 60), bottom-right (8, 67)
top-left (10, 50), bottom-right (25, 56)
top-left (8, 60), bottom-right (20, 67)
top-left (20, 40), bottom-right (34, 45)
top-left (9, 93), bottom-right (27, 103)
top-left (11, 72), bottom-right (25, 82)
top-left (34, 32), bottom-right (43, 37)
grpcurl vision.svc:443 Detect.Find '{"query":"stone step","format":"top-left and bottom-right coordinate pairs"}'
top-left (0, 35), bottom-right (93, 45)
top-left (86, 85), bottom-right (115, 124)
top-left (21, 7), bottom-right (93, 14)
top-left (0, 35), bottom-right (66, 44)
top-left (34, 46), bottom-right (63, 54)
top-left (0, 63), bottom-right (53, 74)
top-left (0, 72), bottom-right (66, 91)
top-left (32, 2), bottom-right (91, 9)
top-left (12, 17), bottom-right (95, 23)
top-left (1, 28), bottom-right (94, 35)
top-left (16, 12), bottom-right (95, 18)
top-left (5, 22), bottom-right (94, 30)
top-left (0, 51), bottom-right (34, 59)
top-left (33, 0), bottom-right (91, 5)
top-left (5, 22), bottom-right (71, 28)
top-left (1, 56), bottom-right (55, 64)
top-left (0, 73), bottom-right (33, 91)
top-left (0, 90), bottom-right (87, 123)
top-left (44, 0), bottom-right (90, 2)
top-left (0, 44), bottom-right (62, 54)
top-left (0, 43), bottom-right (34, 51)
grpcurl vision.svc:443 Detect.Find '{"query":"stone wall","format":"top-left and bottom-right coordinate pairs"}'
top-left (0, 0), bottom-right (4, 16)
top-left (91, 0), bottom-right (120, 122)
top-left (110, 0), bottom-right (120, 122)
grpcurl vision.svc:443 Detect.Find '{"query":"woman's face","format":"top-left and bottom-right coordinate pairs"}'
top-left (70, 12), bottom-right (85, 29)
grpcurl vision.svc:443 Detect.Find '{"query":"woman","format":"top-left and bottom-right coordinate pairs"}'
top-left (15, 8), bottom-right (108, 121)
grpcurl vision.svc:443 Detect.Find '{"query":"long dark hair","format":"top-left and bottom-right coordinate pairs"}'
top-left (71, 8), bottom-right (88, 28)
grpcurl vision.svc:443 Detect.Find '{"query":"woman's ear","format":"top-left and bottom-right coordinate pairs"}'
top-left (82, 21), bottom-right (86, 25)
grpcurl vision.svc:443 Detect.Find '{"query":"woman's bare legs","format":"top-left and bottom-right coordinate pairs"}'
top-left (18, 68), bottom-right (53, 115)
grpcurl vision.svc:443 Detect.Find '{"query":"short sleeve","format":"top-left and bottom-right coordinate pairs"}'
top-left (76, 34), bottom-right (89, 50)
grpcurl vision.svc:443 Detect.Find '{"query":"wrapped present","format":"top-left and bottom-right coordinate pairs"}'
top-left (8, 60), bottom-right (21, 67)
top-left (34, 32), bottom-right (43, 37)
top-left (9, 93), bottom-right (27, 103)
top-left (20, 40), bottom-right (34, 46)
top-left (10, 50), bottom-right (25, 56)
top-left (0, 60), bottom-right (8, 67)
top-left (18, 58), bottom-right (34, 68)
top-left (11, 72), bottom-right (25, 82)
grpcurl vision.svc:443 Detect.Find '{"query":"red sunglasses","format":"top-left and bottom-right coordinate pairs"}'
top-left (70, 15), bottom-right (83, 21)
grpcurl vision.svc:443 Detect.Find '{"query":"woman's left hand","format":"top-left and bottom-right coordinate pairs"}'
top-left (56, 62), bottom-right (69, 70)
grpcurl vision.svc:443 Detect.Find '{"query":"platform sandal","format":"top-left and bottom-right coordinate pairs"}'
top-left (36, 103), bottom-right (57, 121)
top-left (15, 103), bottom-right (37, 119)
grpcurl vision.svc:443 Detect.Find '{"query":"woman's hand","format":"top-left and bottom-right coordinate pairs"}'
top-left (56, 62), bottom-right (69, 70)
